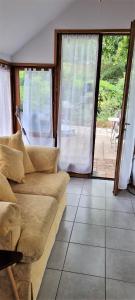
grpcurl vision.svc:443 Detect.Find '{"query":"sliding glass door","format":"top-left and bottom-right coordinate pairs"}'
top-left (0, 66), bottom-right (12, 135)
top-left (19, 69), bottom-right (53, 146)
top-left (57, 34), bottom-right (99, 174)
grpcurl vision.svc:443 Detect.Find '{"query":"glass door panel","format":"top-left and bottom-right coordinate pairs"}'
top-left (57, 34), bottom-right (99, 174)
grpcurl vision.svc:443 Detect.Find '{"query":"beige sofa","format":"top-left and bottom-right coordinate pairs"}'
top-left (0, 137), bottom-right (70, 300)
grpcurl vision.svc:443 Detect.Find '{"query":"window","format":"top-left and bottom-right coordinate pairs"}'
top-left (0, 65), bottom-right (12, 135)
top-left (19, 68), bottom-right (53, 146)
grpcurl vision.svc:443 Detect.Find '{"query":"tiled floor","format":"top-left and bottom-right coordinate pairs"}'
top-left (37, 178), bottom-right (135, 300)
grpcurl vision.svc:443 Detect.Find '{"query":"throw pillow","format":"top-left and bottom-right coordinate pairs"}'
top-left (0, 144), bottom-right (25, 183)
top-left (0, 172), bottom-right (16, 202)
top-left (27, 146), bottom-right (60, 173)
top-left (9, 130), bottom-right (35, 174)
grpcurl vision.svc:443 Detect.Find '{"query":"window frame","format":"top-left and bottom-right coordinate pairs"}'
top-left (0, 62), bottom-right (14, 134)
top-left (54, 29), bottom-right (130, 178)
top-left (12, 65), bottom-right (55, 144)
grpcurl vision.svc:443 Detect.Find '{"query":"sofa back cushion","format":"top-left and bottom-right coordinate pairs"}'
top-left (0, 144), bottom-right (25, 183)
top-left (26, 146), bottom-right (60, 173)
top-left (0, 172), bottom-right (16, 202)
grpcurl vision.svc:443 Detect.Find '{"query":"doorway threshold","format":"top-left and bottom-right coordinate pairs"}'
top-left (92, 175), bottom-right (114, 181)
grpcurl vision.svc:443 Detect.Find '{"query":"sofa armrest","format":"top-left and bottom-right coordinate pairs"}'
top-left (0, 202), bottom-right (20, 236)
top-left (26, 146), bottom-right (60, 173)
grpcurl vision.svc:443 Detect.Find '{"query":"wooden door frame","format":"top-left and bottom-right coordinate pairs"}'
top-left (91, 34), bottom-right (103, 175)
top-left (10, 66), bottom-right (19, 132)
top-left (55, 31), bottom-right (102, 178)
top-left (113, 21), bottom-right (135, 195)
top-left (55, 29), bottom-right (130, 178)
top-left (54, 33), bottom-right (62, 147)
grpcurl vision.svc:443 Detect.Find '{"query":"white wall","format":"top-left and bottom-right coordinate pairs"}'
top-left (0, 53), bottom-right (11, 62)
top-left (13, 0), bottom-right (135, 63)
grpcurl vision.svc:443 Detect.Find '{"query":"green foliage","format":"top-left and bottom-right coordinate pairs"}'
top-left (98, 78), bottom-right (125, 121)
top-left (101, 35), bottom-right (129, 66)
top-left (97, 35), bottom-right (129, 122)
top-left (19, 71), bottom-right (25, 104)
top-left (19, 70), bottom-right (51, 111)
top-left (101, 63), bottom-right (125, 82)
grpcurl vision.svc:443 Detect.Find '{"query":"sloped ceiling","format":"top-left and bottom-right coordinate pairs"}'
top-left (0, 0), bottom-right (75, 57)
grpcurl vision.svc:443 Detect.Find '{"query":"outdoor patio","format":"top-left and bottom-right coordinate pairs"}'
top-left (93, 127), bottom-right (117, 178)
top-left (59, 126), bottom-right (117, 178)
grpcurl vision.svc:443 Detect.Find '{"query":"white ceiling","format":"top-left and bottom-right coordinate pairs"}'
top-left (0, 0), bottom-right (75, 57)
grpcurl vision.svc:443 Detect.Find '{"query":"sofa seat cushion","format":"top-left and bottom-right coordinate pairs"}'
top-left (11, 171), bottom-right (70, 201)
top-left (15, 193), bottom-right (58, 262)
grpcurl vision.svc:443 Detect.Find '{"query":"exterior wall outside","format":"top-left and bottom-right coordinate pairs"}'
top-left (0, 53), bottom-right (11, 62)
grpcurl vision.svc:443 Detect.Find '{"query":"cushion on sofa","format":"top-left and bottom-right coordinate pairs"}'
top-left (0, 172), bottom-right (16, 202)
top-left (9, 131), bottom-right (35, 174)
top-left (0, 144), bottom-right (25, 183)
top-left (15, 193), bottom-right (58, 262)
top-left (11, 171), bottom-right (70, 201)
top-left (26, 146), bottom-right (60, 173)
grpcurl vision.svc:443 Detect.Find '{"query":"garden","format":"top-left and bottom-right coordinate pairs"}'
top-left (97, 35), bottom-right (129, 127)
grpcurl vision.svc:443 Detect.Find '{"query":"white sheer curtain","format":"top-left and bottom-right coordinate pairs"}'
top-left (133, 153), bottom-right (135, 186)
top-left (21, 69), bottom-right (53, 146)
top-left (119, 42), bottom-right (135, 189)
top-left (58, 34), bottom-right (99, 173)
top-left (0, 66), bottom-right (12, 136)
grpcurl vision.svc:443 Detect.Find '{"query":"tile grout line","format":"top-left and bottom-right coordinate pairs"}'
top-left (66, 204), bottom-right (135, 214)
top-left (131, 197), bottom-right (135, 216)
top-left (56, 240), bottom-right (135, 254)
top-left (47, 266), bottom-right (135, 285)
top-left (67, 198), bottom-right (135, 215)
top-left (73, 221), bottom-right (135, 232)
top-left (55, 180), bottom-right (84, 299)
top-left (58, 220), bottom-right (135, 232)
top-left (54, 239), bottom-right (135, 254)
top-left (47, 266), bottom-right (106, 279)
top-left (78, 206), bottom-right (134, 214)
